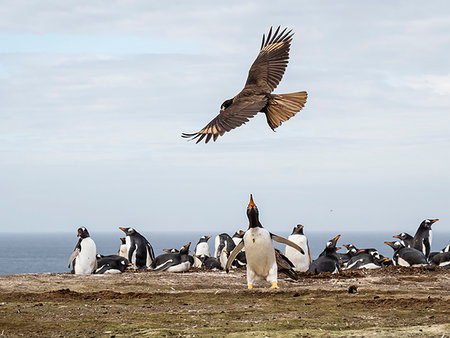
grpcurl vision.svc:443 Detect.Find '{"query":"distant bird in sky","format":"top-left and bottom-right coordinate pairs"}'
top-left (182, 26), bottom-right (308, 144)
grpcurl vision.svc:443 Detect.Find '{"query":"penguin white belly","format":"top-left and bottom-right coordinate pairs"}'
top-left (74, 238), bottom-right (97, 275)
top-left (284, 234), bottom-right (310, 272)
top-left (360, 263), bottom-right (381, 269)
top-left (194, 243), bottom-right (210, 268)
top-left (397, 256), bottom-right (410, 267)
top-left (118, 244), bottom-right (128, 259)
top-left (214, 236), bottom-right (220, 258)
top-left (244, 228), bottom-right (276, 282)
top-left (103, 269), bottom-right (122, 274)
top-left (219, 250), bottom-right (228, 269)
top-left (167, 261), bottom-right (191, 272)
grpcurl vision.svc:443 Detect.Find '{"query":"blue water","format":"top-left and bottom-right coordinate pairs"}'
top-left (1, 230), bottom-right (449, 275)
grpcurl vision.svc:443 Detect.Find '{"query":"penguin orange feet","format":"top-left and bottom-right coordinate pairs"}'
top-left (248, 284), bottom-right (253, 290)
top-left (270, 282), bottom-right (279, 289)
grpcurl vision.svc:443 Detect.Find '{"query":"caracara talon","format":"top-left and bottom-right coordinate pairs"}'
top-left (270, 282), bottom-right (279, 289)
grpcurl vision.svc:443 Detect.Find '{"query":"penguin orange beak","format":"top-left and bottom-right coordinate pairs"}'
top-left (384, 242), bottom-right (391, 245)
top-left (248, 194), bottom-right (256, 209)
top-left (119, 227), bottom-right (126, 231)
top-left (163, 249), bottom-right (169, 253)
top-left (185, 242), bottom-right (191, 249)
top-left (393, 235), bottom-right (400, 238)
top-left (431, 219), bottom-right (439, 223)
top-left (207, 236), bottom-right (212, 239)
top-left (343, 244), bottom-right (349, 248)
top-left (333, 235), bottom-right (341, 241)
top-left (77, 233), bottom-right (81, 237)
top-left (359, 249), bottom-right (366, 253)
top-left (336, 247), bottom-right (341, 251)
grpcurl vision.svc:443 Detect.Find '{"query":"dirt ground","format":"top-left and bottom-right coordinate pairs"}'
top-left (0, 267), bottom-right (449, 337)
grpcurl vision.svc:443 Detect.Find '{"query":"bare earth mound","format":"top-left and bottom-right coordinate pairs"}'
top-left (0, 267), bottom-right (449, 337)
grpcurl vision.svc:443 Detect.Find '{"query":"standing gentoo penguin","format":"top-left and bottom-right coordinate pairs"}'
top-left (193, 235), bottom-right (212, 268)
top-left (393, 233), bottom-right (414, 248)
top-left (150, 243), bottom-right (192, 272)
top-left (95, 254), bottom-right (129, 274)
top-left (232, 230), bottom-right (246, 246)
top-left (225, 195), bottom-right (304, 289)
top-left (412, 219), bottom-right (439, 259)
top-left (68, 227), bottom-right (97, 275)
top-left (119, 227), bottom-right (155, 269)
top-left (284, 224), bottom-right (312, 272)
top-left (384, 241), bottom-right (428, 266)
top-left (214, 233), bottom-right (236, 268)
top-left (308, 235), bottom-right (341, 274)
top-left (117, 238), bottom-right (128, 259)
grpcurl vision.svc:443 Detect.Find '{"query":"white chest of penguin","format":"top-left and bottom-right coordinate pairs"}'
top-left (75, 238), bottom-right (97, 274)
top-left (244, 228), bottom-right (275, 273)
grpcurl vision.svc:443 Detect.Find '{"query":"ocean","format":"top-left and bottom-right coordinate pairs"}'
top-left (1, 230), bottom-right (449, 275)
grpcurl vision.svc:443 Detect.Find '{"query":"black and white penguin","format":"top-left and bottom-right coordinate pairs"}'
top-left (117, 238), bottom-right (128, 259)
top-left (163, 248), bottom-right (179, 253)
top-left (393, 232), bottom-right (414, 248)
top-left (95, 254), bottom-right (129, 274)
top-left (430, 244), bottom-right (450, 262)
top-left (150, 242), bottom-right (192, 272)
top-left (284, 224), bottom-right (312, 272)
top-left (193, 235), bottom-right (212, 268)
top-left (308, 235), bottom-right (341, 274)
top-left (195, 254), bottom-right (223, 270)
top-left (412, 218), bottom-right (439, 259)
top-left (275, 249), bottom-right (298, 280)
top-left (68, 227), bottom-right (97, 275)
top-left (223, 249), bottom-right (247, 268)
top-left (384, 241), bottom-right (428, 266)
top-left (430, 252), bottom-right (450, 268)
top-left (344, 249), bottom-right (385, 270)
top-left (119, 227), bottom-right (155, 269)
top-left (338, 244), bottom-right (359, 267)
top-left (225, 195), bottom-right (304, 289)
top-left (232, 230), bottom-right (246, 246)
top-left (214, 233), bottom-right (236, 269)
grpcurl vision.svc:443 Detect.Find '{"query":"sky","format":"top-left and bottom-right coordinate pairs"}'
top-left (1, 1), bottom-right (449, 236)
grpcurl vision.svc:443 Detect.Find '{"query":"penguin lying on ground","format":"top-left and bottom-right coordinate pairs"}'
top-left (150, 243), bottom-right (192, 272)
top-left (429, 244), bottom-right (450, 262)
top-left (225, 195), bottom-right (304, 289)
top-left (309, 235), bottom-right (341, 274)
top-left (194, 254), bottom-right (223, 270)
top-left (384, 241), bottom-right (428, 267)
top-left (344, 249), bottom-right (387, 270)
top-left (223, 250), bottom-right (247, 268)
top-left (393, 232), bottom-right (414, 248)
top-left (193, 235), bottom-right (212, 268)
top-left (284, 224), bottom-right (311, 272)
top-left (338, 244), bottom-right (359, 267)
top-left (430, 252), bottom-right (450, 268)
top-left (215, 233), bottom-right (236, 269)
top-left (68, 227), bottom-right (97, 275)
top-left (117, 238), bottom-right (128, 259)
top-left (275, 249), bottom-right (298, 280)
top-left (412, 218), bottom-right (439, 259)
top-left (119, 227), bottom-right (155, 269)
top-left (95, 254), bottom-right (129, 274)
top-left (163, 248), bottom-right (179, 253)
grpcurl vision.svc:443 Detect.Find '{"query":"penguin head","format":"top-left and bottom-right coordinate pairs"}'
top-left (420, 219), bottom-right (439, 229)
top-left (194, 254), bottom-right (207, 263)
top-left (77, 227), bottom-right (90, 238)
top-left (393, 232), bottom-right (412, 240)
top-left (326, 234), bottom-right (340, 249)
top-left (163, 248), bottom-right (179, 253)
top-left (119, 227), bottom-right (136, 235)
top-left (120, 237), bottom-right (126, 244)
top-left (180, 242), bottom-right (191, 255)
top-left (343, 244), bottom-right (358, 255)
top-left (384, 241), bottom-right (403, 250)
top-left (246, 194), bottom-right (262, 228)
top-left (232, 230), bottom-right (245, 239)
top-left (198, 235), bottom-right (212, 243)
top-left (291, 224), bottom-right (304, 235)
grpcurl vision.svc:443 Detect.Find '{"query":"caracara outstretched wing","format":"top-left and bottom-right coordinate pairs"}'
top-left (182, 99), bottom-right (267, 144)
top-left (244, 26), bottom-right (294, 93)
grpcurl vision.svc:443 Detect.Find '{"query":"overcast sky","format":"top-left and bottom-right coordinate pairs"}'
top-left (1, 1), bottom-right (449, 236)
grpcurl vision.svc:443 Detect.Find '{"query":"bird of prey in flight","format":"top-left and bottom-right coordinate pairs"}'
top-left (182, 26), bottom-right (307, 144)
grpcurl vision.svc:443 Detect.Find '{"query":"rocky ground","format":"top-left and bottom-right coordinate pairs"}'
top-left (0, 267), bottom-right (449, 337)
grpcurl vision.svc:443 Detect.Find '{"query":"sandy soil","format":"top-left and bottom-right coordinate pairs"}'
top-left (0, 267), bottom-right (449, 337)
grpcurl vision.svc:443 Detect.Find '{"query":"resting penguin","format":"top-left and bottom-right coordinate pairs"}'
top-left (193, 235), bottom-right (212, 268)
top-left (95, 254), bottom-right (129, 274)
top-left (117, 238), bottom-right (128, 259)
top-left (430, 251), bottom-right (450, 268)
top-left (308, 235), bottom-right (341, 274)
top-left (214, 233), bottom-right (236, 269)
top-left (119, 227), bottom-right (155, 269)
top-left (223, 249), bottom-right (247, 268)
top-left (68, 227), bottom-right (97, 275)
top-left (344, 249), bottom-right (385, 270)
top-left (194, 254), bottom-right (223, 270)
top-left (430, 244), bottom-right (450, 262)
top-left (150, 243), bottom-right (192, 272)
top-left (163, 248), bottom-right (179, 253)
top-left (384, 241), bottom-right (428, 266)
top-left (393, 232), bottom-right (414, 248)
top-left (412, 218), bottom-right (439, 259)
top-left (225, 194), bottom-right (304, 289)
top-left (338, 244), bottom-right (359, 267)
top-left (284, 224), bottom-right (312, 272)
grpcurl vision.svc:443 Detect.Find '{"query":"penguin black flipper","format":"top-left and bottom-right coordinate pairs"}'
top-left (225, 240), bottom-right (245, 273)
top-left (145, 240), bottom-right (155, 262)
top-left (153, 259), bottom-right (175, 271)
top-left (271, 233), bottom-right (305, 255)
top-left (68, 249), bottom-right (80, 268)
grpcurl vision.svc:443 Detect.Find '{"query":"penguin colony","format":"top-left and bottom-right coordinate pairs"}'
top-left (68, 200), bottom-right (449, 288)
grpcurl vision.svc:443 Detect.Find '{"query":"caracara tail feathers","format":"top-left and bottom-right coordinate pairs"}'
top-left (264, 91), bottom-right (307, 131)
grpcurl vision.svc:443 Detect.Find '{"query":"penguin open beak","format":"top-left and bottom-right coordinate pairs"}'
top-left (248, 194), bottom-right (256, 209)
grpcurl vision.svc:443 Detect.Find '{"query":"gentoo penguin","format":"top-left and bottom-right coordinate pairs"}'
top-left (150, 242), bottom-right (192, 272)
top-left (163, 248), bottom-right (179, 253)
top-left (195, 254), bottom-right (223, 270)
top-left (232, 230), bottom-right (246, 246)
top-left (284, 224), bottom-right (312, 272)
top-left (68, 227), bottom-right (97, 275)
top-left (225, 195), bottom-right (304, 289)
top-left (193, 235), bottom-right (212, 268)
top-left (393, 232), bottom-right (414, 248)
top-left (275, 249), bottom-right (298, 280)
top-left (384, 241), bottom-right (428, 266)
top-left (95, 254), bottom-right (129, 274)
top-left (117, 238), bottom-right (128, 259)
top-left (223, 250), bottom-right (247, 268)
top-left (412, 218), bottom-right (439, 259)
top-left (308, 235), bottom-right (341, 274)
top-left (430, 252), bottom-right (450, 268)
top-left (214, 233), bottom-right (236, 269)
top-left (344, 249), bottom-right (385, 270)
top-left (430, 244), bottom-right (450, 262)
top-left (338, 244), bottom-right (359, 267)
top-left (119, 227), bottom-right (155, 269)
